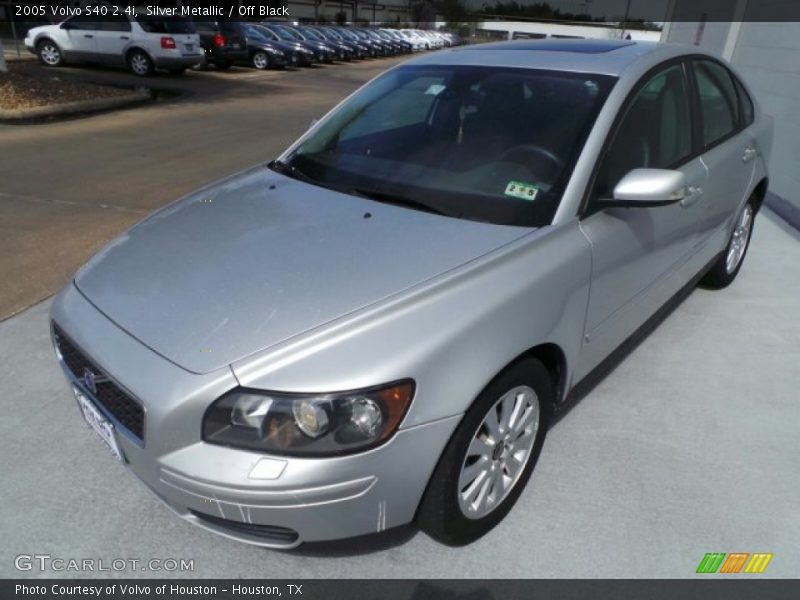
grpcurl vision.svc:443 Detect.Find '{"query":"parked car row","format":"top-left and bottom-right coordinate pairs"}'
top-left (24, 14), bottom-right (460, 76)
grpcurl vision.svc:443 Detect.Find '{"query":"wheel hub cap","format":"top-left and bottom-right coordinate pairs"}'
top-left (457, 385), bottom-right (540, 520)
top-left (726, 204), bottom-right (753, 274)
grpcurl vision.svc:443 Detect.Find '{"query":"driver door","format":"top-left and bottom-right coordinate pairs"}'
top-left (575, 60), bottom-right (707, 380)
top-left (61, 15), bottom-right (98, 61)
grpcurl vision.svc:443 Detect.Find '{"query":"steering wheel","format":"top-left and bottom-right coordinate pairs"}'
top-left (499, 144), bottom-right (565, 171)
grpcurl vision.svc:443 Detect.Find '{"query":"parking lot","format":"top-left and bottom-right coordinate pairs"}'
top-left (0, 57), bottom-right (408, 320)
top-left (1, 56), bottom-right (799, 579)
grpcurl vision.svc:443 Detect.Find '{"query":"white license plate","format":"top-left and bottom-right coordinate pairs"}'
top-left (74, 387), bottom-right (123, 462)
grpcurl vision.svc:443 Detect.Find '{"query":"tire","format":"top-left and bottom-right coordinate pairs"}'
top-left (127, 49), bottom-right (153, 77)
top-left (215, 61), bottom-right (232, 71)
top-left (701, 195), bottom-right (757, 289)
top-left (251, 50), bottom-right (270, 70)
top-left (37, 39), bottom-right (63, 67)
top-left (167, 68), bottom-right (186, 76)
top-left (417, 357), bottom-right (552, 545)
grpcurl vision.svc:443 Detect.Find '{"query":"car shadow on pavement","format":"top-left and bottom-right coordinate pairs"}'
top-left (281, 524), bottom-right (419, 557)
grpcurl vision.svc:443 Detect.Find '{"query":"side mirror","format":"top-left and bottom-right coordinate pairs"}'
top-left (608, 168), bottom-right (687, 207)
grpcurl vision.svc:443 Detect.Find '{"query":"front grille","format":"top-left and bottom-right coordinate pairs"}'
top-left (190, 510), bottom-right (299, 545)
top-left (52, 322), bottom-right (145, 443)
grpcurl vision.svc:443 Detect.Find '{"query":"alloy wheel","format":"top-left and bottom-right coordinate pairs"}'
top-left (726, 204), bottom-right (754, 274)
top-left (253, 51), bottom-right (269, 70)
top-left (40, 43), bottom-right (61, 65)
top-left (457, 385), bottom-right (540, 519)
top-left (130, 53), bottom-right (150, 76)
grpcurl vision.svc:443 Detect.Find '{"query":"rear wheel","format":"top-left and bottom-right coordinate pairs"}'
top-left (127, 50), bottom-right (153, 76)
top-left (251, 51), bottom-right (270, 70)
top-left (417, 358), bottom-right (551, 545)
top-left (37, 40), bottom-right (63, 67)
top-left (701, 195), bottom-right (757, 289)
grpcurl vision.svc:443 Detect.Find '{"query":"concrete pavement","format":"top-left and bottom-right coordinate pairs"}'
top-left (1, 209), bottom-right (798, 578)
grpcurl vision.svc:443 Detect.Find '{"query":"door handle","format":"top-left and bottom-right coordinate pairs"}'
top-left (120, 36), bottom-right (130, 40)
top-left (742, 147), bottom-right (758, 163)
top-left (680, 186), bottom-right (703, 208)
top-left (83, 34), bottom-right (94, 38)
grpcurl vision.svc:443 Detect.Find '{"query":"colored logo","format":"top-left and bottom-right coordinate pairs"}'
top-left (696, 552), bottom-right (773, 574)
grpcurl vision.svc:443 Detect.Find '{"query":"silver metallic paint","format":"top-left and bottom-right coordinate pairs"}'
top-left (51, 40), bottom-right (773, 546)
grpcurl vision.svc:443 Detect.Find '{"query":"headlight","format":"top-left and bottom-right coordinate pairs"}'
top-left (203, 381), bottom-right (414, 457)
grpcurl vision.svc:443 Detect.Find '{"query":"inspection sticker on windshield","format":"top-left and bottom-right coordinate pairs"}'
top-left (504, 181), bottom-right (539, 201)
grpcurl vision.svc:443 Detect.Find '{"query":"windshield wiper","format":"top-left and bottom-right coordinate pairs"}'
top-left (348, 187), bottom-right (448, 217)
top-left (268, 160), bottom-right (316, 185)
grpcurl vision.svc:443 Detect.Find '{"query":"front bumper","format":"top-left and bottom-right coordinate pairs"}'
top-left (51, 283), bottom-right (459, 548)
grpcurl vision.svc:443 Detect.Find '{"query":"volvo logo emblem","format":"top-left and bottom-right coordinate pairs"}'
top-left (83, 368), bottom-right (97, 394)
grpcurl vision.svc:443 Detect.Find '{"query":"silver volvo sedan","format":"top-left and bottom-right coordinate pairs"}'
top-left (51, 39), bottom-right (772, 547)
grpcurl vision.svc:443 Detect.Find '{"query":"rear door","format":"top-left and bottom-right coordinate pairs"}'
top-left (576, 60), bottom-right (707, 380)
top-left (93, 13), bottom-right (131, 65)
top-left (690, 58), bottom-right (757, 250)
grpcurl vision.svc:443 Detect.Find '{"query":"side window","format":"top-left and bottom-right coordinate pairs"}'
top-left (97, 14), bottom-right (131, 32)
top-left (693, 59), bottom-right (740, 146)
top-left (66, 15), bottom-right (97, 31)
top-left (734, 76), bottom-right (754, 127)
top-left (591, 64), bottom-right (692, 202)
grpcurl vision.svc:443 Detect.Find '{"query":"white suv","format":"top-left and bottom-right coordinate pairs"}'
top-left (25, 13), bottom-right (203, 76)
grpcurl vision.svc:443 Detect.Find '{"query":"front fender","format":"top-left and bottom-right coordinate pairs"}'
top-left (231, 221), bottom-right (592, 428)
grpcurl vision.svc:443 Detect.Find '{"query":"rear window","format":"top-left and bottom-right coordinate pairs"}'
top-left (218, 20), bottom-right (244, 34)
top-left (138, 17), bottom-right (196, 34)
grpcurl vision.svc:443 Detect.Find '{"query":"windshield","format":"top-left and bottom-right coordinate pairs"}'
top-left (245, 25), bottom-right (269, 43)
top-left (277, 26), bottom-right (303, 41)
top-left (280, 65), bottom-right (614, 227)
top-left (253, 25), bottom-right (278, 41)
top-left (300, 27), bottom-right (322, 41)
top-left (268, 25), bottom-right (297, 42)
top-left (322, 27), bottom-right (342, 40)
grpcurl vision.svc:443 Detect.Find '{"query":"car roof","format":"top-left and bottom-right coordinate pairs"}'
top-left (405, 39), bottom-right (712, 77)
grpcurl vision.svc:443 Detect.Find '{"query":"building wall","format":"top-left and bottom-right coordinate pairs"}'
top-left (287, 1), bottom-right (412, 23)
top-left (477, 21), bottom-right (661, 42)
top-left (665, 14), bottom-right (800, 226)
top-left (729, 22), bottom-right (800, 224)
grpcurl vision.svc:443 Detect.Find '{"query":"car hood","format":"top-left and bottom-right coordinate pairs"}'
top-left (74, 168), bottom-right (528, 374)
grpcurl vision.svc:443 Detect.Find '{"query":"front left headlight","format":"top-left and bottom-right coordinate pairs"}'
top-left (203, 381), bottom-right (414, 457)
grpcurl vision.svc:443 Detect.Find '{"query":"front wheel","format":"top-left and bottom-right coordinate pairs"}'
top-left (251, 50), bottom-right (270, 70)
top-left (417, 358), bottom-right (551, 545)
top-left (701, 195), bottom-right (757, 289)
top-left (37, 40), bottom-right (63, 67)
